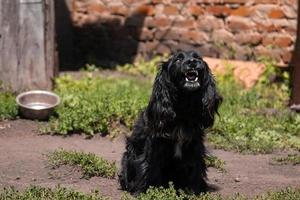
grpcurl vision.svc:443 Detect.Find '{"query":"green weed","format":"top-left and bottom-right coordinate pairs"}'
top-left (42, 57), bottom-right (300, 153)
top-left (117, 56), bottom-right (164, 78)
top-left (205, 155), bottom-right (226, 172)
top-left (47, 149), bottom-right (117, 178)
top-left (44, 75), bottom-right (151, 136)
top-left (0, 91), bottom-right (18, 120)
top-left (273, 154), bottom-right (300, 165)
top-left (122, 183), bottom-right (300, 200)
top-left (208, 59), bottom-right (300, 153)
top-left (0, 185), bottom-right (108, 200)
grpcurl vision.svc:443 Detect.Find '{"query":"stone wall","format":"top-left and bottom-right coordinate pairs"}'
top-left (69, 0), bottom-right (297, 66)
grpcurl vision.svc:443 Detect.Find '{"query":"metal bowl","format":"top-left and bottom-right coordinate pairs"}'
top-left (16, 90), bottom-right (60, 120)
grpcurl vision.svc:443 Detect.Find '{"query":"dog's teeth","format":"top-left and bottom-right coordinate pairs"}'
top-left (185, 77), bottom-right (189, 81)
top-left (195, 77), bottom-right (198, 81)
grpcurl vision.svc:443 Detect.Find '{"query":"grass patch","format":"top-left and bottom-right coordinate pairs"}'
top-left (208, 60), bottom-right (300, 153)
top-left (0, 91), bottom-right (18, 120)
top-left (0, 185), bottom-right (108, 200)
top-left (44, 75), bottom-right (151, 136)
top-left (47, 149), bottom-right (117, 178)
top-left (1, 184), bottom-right (300, 200)
top-left (273, 154), bottom-right (300, 165)
top-left (205, 155), bottom-right (226, 172)
top-left (117, 56), bottom-right (162, 78)
top-left (40, 57), bottom-right (300, 153)
top-left (122, 183), bottom-right (300, 200)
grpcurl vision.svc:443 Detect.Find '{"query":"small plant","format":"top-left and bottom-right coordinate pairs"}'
top-left (47, 149), bottom-right (117, 178)
top-left (44, 75), bottom-right (151, 136)
top-left (117, 56), bottom-right (166, 78)
top-left (0, 185), bottom-right (108, 200)
top-left (273, 154), bottom-right (300, 165)
top-left (122, 183), bottom-right (223, 200)
top-left (122, 183), bottom-right (300, 200)
top-left (208, 58), bottom-right (300, 153)
top-left (205, 155), bottom-right (226, 172)
top-left (0, 91), bottom-right (18, 120)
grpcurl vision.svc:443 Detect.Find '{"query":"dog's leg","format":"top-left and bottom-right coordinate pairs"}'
top-left (185, 142), bottom-right (208, 194)
top-left (119, 134), bottom-right (153, 194)
top-left (171, 140), bottom-right (207, 195)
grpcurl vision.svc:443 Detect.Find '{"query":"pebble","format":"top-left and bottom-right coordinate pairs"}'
top-left (234, 177), bottom-right (241, 182)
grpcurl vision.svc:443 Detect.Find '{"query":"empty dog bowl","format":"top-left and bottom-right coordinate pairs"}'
top-left (16, 90), bottom-right (60, 120)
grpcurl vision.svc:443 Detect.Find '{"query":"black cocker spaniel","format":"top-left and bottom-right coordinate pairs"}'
top-left (119, 51), bottom-right (222, 195)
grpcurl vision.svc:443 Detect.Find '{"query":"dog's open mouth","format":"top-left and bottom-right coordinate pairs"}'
top-left (185, 71), bottom-right (198, 82)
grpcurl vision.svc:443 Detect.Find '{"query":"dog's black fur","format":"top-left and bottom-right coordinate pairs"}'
top-left (119, 51), bottom-right (222, 195)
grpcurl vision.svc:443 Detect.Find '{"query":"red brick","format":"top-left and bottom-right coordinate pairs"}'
top-left (212, 29), bottom-right (235, 43)
top-left (145, 17), bottom-right (171, 28)
top-left (206, 5), bottom-right (231, 17)
top-left (171, 0), bottom-right (189, 2)
top-left (140, 28), bottom-right (154, 40)
top-left (226, 16), bottom-right (254, 32)
top-left (274, 35), bottom-right (293, 47)
top-left (163, 5), bottom-right (178, 15)
top-left (133, 5), bottom-right (155, 16)
top-left (262, 34), bottom-right (293, 47)
top-left (156, 44), bottom-right (171, 55)
top-left (197, 15), bottom-right (224, 32)
top-left (268, 8), bottom-right (285, 19)
top-left (152, 0), bottom-right (163, 3)
top-left (87, 3), bottom-right (107, 14)
top-left (174, 19), bottom-right (195, 29)
top-left (254, 0), bottom-right (280, 3)
top-left (188, 5), bottom-right (204, 16)
top-left (281, 49), bottom-right (292, 63)
top-left (282, 5), bottom-right (297, 19)
top-left (231, 6), bottom-right (253, 17)
top-left (255, 45), bottom-right (281, 61)
top-left (255, 19), bottom-right (293, 32)
top-left (180, 30), bottom-right (208, 45)
top-left (223, 0), bottom-right (248, 3)
top-left (110, 4), bottom-right (129, 16)
top-left (284, 0), bottom-right (297, 10)
top-left (235, 32), bottom-right (262, 45)
top-left (154, 28), bottom-right (184, 40)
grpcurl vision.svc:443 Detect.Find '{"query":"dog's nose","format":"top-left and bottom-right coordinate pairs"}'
top-left (185, 59), bottom-right (197, 68)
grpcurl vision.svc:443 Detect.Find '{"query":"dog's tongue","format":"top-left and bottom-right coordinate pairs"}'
top-left (186, 72), bottom-right (197, 81)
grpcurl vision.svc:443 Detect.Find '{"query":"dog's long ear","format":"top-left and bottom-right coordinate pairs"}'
top-left (201, 61), bottom-right (222, 129)
top-left (146, 61), bottom-right (176, 129)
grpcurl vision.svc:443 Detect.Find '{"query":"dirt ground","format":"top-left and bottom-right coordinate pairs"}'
top-left (0, 119), bottom-right (299, 200)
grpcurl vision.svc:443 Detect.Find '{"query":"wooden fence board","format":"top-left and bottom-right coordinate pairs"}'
top-left (0, 0), bottom-right (56, 91)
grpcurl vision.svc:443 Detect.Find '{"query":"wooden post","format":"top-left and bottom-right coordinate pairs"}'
top-left (290, 0), bottom-right (300, 111)
top-left (0, 0), bottom-right (56, 92)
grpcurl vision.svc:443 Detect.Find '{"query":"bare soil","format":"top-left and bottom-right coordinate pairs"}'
top-left (0, 119), bottom-right (299, 199)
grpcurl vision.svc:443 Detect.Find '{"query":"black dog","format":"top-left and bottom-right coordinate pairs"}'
top-left (119, 51), bottom-right (222, 195)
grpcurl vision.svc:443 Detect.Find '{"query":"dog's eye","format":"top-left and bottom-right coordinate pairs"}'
top-left (175, 54), bottom-right (184, 63)
top-left (192, 53), bottom-right (200, 59)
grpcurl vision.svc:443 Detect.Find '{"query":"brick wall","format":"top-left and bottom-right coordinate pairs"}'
top-left (70, 0), bottom-right (297, 66)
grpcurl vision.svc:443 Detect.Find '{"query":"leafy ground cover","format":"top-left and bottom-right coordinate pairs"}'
top-left (1, 184), bottom-right (300, 200)
top-left (0, 91), bottom-right (18, 120)
top-left (43, 75), bottom-right (151, 136)
top-left (1, 57), bottom-right (299, 153)
top-left (273, 154), bottom-right (300, 165)
top-left (123, 184), bottom-right (300, 200)
top-left (205, 155), bottom-right (226, 172)
top-left (209, 60), bottom-right (300, 153)
top-left (47, 149), bottom-right (117, 179)
top-left (0, 185), bottom-right (108, 200)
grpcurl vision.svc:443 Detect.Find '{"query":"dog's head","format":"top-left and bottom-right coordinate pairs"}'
top-left (147, 50), bottom-right (222, 130)
top-left (162, 51), bottom-right (210, 92)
